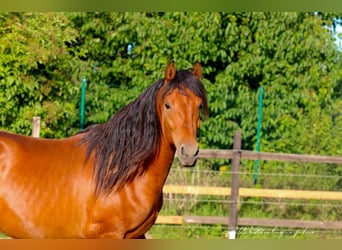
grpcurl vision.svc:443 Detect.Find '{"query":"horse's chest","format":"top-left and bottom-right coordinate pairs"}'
top-left (86, 188), bottom-right (163, 238)
top-left (120, 188), bottom-right (164, 238)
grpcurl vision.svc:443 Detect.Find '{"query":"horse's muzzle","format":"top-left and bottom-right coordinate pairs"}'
top-left (176, 144), bottom-right (199, 167)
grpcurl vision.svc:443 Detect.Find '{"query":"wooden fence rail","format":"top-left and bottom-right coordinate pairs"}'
top-left (199, 149), bottom-right (342, 164)
top-left (158, 130), bottom-right (342, 239)
top-left (155, 216), bottom-right (342, 230)
top-left (162, 185), bottom-right (342, 201)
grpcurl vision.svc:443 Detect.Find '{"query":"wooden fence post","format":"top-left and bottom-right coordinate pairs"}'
top-left (32, 116), bottom-right (41, 138)
top-left (228, 130), bottom-right (241, 239)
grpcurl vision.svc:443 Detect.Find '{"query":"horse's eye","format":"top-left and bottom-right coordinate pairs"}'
top-left (165, 102), bottom-right (171, 110)
top-left (199, 103), bottom-right (203, 110)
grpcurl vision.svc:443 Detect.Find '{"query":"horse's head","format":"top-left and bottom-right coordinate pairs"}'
top-left (157, 60), bottom-right (208, 167)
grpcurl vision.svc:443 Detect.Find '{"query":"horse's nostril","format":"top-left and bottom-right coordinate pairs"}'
top-left (179, 144), bottom-right (199, 157)
top-left (181, 145), bottom-right (185, 156)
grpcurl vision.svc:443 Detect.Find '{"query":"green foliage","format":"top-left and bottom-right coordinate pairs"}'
top-left (207, 13), bottom-right (342, 153)
top-left (63, 12), bottom-right (342, 155)
top-left (0, 12), bottom-right (80, 137)
top-left (2, 12), bottom-right (342, 151)
top-left (65, 12), bottom-right (235, 127)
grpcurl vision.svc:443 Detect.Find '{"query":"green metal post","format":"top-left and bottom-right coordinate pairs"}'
top-left (80, 76), bottom-right (86, 130)
top-left (254, 86), bottom-right (264, 185)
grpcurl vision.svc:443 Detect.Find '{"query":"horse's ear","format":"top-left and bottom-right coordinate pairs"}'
top-left (165, 60), bottom-right (176, 83)
top-left (191, 62), bottom-right (202, 80)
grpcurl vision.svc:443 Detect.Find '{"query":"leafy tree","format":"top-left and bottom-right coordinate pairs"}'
top-left (66, 12), bottom-right (229, 127)
top-left (66, 12), bottom-right (342, 155)
top-left (0, 12), bottom-right (80, 137)
top-left (1, 12), bottom-right (342, 155)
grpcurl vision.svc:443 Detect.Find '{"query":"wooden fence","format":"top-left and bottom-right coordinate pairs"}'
top-left (156, 130), bottom-right (342, 239)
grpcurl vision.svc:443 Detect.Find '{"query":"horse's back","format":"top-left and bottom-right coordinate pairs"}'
top-left (0, 131), bottom-right (92, 238)
top-left (0, 130), bottom-right (87, 180)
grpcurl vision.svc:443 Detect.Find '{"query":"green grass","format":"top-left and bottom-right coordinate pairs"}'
top-left (147, 225), bottom-right (342, 239)
top-left (147, 224), bottom-right (227, 239)
top-left (0, 232), bottom-right (9, 239)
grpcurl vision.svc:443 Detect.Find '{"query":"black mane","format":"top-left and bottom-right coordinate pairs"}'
top-left (80, 69), bottom-right (208, 195)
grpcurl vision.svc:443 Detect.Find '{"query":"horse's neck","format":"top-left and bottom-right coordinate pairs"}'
top-left (143, 138), bottom-right (175, 190)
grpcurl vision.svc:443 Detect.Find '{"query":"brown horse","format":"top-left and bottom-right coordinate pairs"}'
top-left (0, 61), bottom-right (208, 238)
